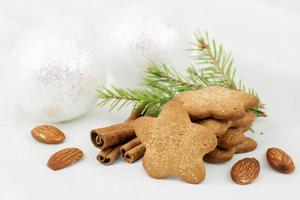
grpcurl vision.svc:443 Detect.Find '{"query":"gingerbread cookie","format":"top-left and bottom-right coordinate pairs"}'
top-left (217, 126), bottom-right (250, 149)
top-left (134, 101), bottom-right (217, 184)
top-left (204, 147), bottom-right (235, 163)
top-left (197, 111), bottom-right (256, 136)
top-left (234, 137), bottom-right (257, 154)
top-left (205, 136), bottom-right (257, 163)
top-left (197, 119), bottom-right (232, 136)
top-left (173, 86), bottom-right (259, 120)
top-left (231, 112), bottom-right (256, 127)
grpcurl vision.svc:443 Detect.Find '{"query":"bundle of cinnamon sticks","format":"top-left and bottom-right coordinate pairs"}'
top-left (90, 111), bottom-right (146, 165)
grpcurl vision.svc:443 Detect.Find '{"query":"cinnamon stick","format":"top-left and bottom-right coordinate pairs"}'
top-left (91, 120), bottom-right (136, 149)
top-left (123, 144), bottom-right (146, 163)
top-left (120, 137), bottom-right (142, 156)
top-left (96, 145), bottom-right (122, 165)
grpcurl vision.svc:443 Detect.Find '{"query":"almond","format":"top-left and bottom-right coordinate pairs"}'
top-left (266, 148), bottom-right (295, 174)
top-left (47, 148), bottom-right (83, 170)
top-left (31, 125), bottom-right (65, 144)
top-left (231, 157), bottom-right (260, 185)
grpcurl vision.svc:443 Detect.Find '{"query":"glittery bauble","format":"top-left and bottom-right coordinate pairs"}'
top-left (102, 13), bottom-right (179, 88)
top-left (14, 22), bottom-right (105, 123)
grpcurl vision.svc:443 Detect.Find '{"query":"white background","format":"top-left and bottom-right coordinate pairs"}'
top-left (0, 0), bottom-right (300, 199)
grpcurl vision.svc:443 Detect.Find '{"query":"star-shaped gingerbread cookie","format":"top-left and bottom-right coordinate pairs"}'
top-left (196, 111), bottom-right (256, 136)
top-left (173, 86), bottom-right (259, 120)
top-left (134, 101), bottom-right (217, 184)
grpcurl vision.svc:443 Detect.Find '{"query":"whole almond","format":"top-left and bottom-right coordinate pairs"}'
top-left (31, 125), bottom-right (65, 144)
top-left (47, 148), bottom-right (83, 170)
top-left (266, 148), bottom-right (295, 173)
top-left (231, 157), bottom-right (260, 185)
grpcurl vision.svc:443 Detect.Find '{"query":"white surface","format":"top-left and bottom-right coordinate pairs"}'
top-left (0, 0), bottom-right (300, 199)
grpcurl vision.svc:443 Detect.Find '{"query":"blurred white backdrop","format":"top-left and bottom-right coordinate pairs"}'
top-left (0, 0), bottom-right (300, 200)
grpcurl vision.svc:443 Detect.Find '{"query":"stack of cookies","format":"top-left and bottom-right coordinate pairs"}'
top-left (173, 86), bottom-right (259, 164)
top-left (91, 86), bottom-right (262, 184)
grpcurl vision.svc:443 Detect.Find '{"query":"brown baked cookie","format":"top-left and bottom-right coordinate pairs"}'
top-left (197, 111), bottom-right (256, 136)
top-left (173, 86), bottom-right (259, 120)
top-left (231, 112), bottom-right (256, 127)
top-left (205, 137), bottom-right (257, 164)
top-left (217, 126), bottom-right (250, 149)
top-left (134, 101), bottom-right (217, 184)
top-left (204, 147), bottom-right (235, 163)
top-left (234, 137), bottom-right (257, 154)
top-left (197, 119), bottom-right (232, 136)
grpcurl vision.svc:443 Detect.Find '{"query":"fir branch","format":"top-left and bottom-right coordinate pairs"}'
top-left (250, 107), bottom-right (267, 117)
top-left (189, 32), bottom-right (237, 89)
top-left (97, 86), bottom-right (171, 116)
top-left (143, 62), bottom-right (202, 92)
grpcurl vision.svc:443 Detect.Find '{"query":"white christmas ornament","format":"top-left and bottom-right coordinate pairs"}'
top-left (102, 14), bottom-right (179, 88)
top-left (14, 23), bottom-right (104, 123)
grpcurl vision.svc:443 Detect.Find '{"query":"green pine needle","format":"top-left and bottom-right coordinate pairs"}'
top-left (97, 86), bottom-right (172, 116)
top-left (188, 31), bottom-right (237, 89)
top-left (143, 62), bottom-right (203, 92)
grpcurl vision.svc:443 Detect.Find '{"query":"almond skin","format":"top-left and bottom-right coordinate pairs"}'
top-left (31, 125), bottom-right (65, 144)
top-left (231, 157), bottom-right (260, 185)
top-left (266, 148), bottom-right (295, 174)
top-left (47, 148), bottom-right (83, 170)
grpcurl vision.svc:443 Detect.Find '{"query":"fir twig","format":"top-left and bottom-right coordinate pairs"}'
top-left (143, 62), bottom-right (203, 92)
top-left (190, 32), bottom-right (257, 93)
top-left (97, 86), bottom-right (172, 116)
top-left (188, 32), bottom-right (237, 89)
